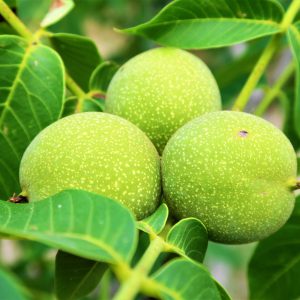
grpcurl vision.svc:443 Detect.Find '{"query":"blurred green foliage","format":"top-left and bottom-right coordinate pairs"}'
top-left (0, 1), bottom-right (299, 300)
top-left (1, 0), bottom-right (297, 109)
top-left (49, 0), bottom-right (170, 62)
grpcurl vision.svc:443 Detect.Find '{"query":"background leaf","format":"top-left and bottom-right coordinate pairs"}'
top-left (80, 97), bottom-right (104, 112)
top-left (122, 0), bottom-right (284, 49)
top-left (138, 203), bottom-right (169, 235)
top-left (41, 0), bottom-right (75, 28)
top-left (50, 33), bottom-right (102, 91)
top-left (215, 281), bottom-right (232, 300)
top-left (0, 35), bottom-right (64, 199)
top-left (7, 240), bottom-right (55, 297)
top-left (287, 21), bottom-right (300, 138)
top-left (62, 96), bottom-right (104, 117)
top-left (61, 96), bottom-right (77, 117)
top-left (0, 190), bottom-right (138, 265)
top-left (280, 88), bottom-right (300, 151)
top-left (213, 39), bottom-right (268, 108)
top-left (0, 266), bottom-right (29, 300)
top-left (55, 250), bottom-right (107, 300)
top-left (248, 197), bottom-right (300, 300)
top-left (4, 0), bottom-right (16, 7)
top-left (16, 0), bottom-right (52, 30)
top-left (89, 61), bottom-right (119, 93)
top-left (166, 218), bottom-right (208, 263)
top-left (150, 258), bottom-right (221, 300)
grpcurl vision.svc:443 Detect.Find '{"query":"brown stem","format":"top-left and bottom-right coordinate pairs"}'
top-left (8, 194), bottom-right (28, 204)
top-left (291, 181), bottom-right (300, 191)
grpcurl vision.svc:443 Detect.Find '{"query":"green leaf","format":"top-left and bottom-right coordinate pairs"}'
top-left (62, 96), bottom-right (77, 117)
top-left (214, 39), bottom-right (268, 107)
top-left (166, 218), bottom-right (208, 263)
top-left (89, 61), bottom-right (119, 93)
top-left (41, 0), bottom-right (75, 28)
top-left (0, 190), bottom-right (138, 264)
top-left (62, 96), bottom-right (104, 117)
top-left (55, 250), bottom-right (107, 300)
top-left (98, 270), bottom-right (111, 300)
top-left (248, 197), bottom-right (300, 300)
top-left (285, 196), bottom-right (300, 226)
top-left (51, 33), bottom-right (102, 91)
top-left (0, 35), bottom-right (64, 199)
top-left (215, 281), bottom-right (232, 300)
top-left (0, 23), bottom-right (18, 35)
top-left (17, 0), bottom-right (52, 30)
top-left (81, 97), bottom-right (105, 112)
top-left (122, 0), bottom-right (284, 49)
top-left (131, 231), bottom-right (152, 267)
top-left (0, 267), bottom-right (29, 300)
top-left (151, 258), bottom-right (221, 300)
top-left (138, 203), bottom-right (169, 235)
top-left (280, 89), bottom-right (300, 151)
top-left (287, 21), bottom-right (300, 138)
top-left (4, 0), bottom-right (16, 7)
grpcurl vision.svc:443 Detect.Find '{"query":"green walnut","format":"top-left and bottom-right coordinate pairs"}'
top-left (105, 47), bottom-right (221, 154)
top-left (162, 111), bottom-right (297, 244)
top-left (19, 112), bottom-right (161, 219)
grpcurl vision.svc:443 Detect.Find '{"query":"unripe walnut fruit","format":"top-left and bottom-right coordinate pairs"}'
top-left (19, 112), bottom-right (161, 219)
top-left (105, 47), bottom-right (221, 154)
top-left (162, 111), bottom-right (297, 244)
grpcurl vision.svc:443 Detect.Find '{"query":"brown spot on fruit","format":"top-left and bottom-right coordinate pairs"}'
top-left (238, 130), bottom-right (248, 137)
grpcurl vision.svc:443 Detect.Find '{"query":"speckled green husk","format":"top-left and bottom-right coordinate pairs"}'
top-left (20, 112), bottom-right (161, 219)
top-left (105, 47), bottom-right (221, 154)
top-left (162, 111), bottom-right (297, 244)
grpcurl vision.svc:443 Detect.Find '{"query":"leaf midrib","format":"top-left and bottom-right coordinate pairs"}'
top-left (0, 41), bottom-right (36, 127)
top-left (0, 225), bottom-right (126, 266)
top-left (129, 18), bottom-right (281, 31)
top-left (69, 261), bottom-right (102, 299)
top-left (254, 253), bottom-right (300, 299)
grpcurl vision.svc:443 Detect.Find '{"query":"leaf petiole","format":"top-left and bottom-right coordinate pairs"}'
top-left (0, 0), bottom-right (92, 113)
top-left (64, 74), bottom-right (87, 112)
top-left (0, 0), bottom-right (32, 40)
top-left (232, 0), bottom-right (300, 112)
top-left (280, 0), bottom-right (300, 32)
top-left (112, 236), bottom-right (165, 300)
top-left (254, 62), bottom-right (295, 116)
top-left (292, 181), bottom-right (300, 191)
top-left (232, 34), bottom-right (281, 111)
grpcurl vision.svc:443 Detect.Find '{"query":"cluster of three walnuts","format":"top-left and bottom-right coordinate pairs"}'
top-left (20, 48), bottom-right (297, 244)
